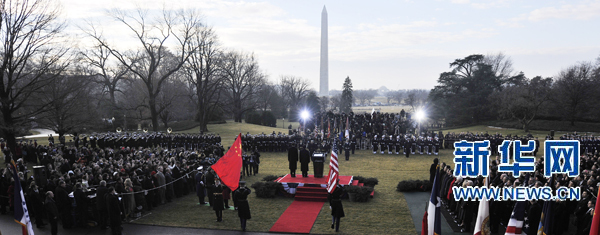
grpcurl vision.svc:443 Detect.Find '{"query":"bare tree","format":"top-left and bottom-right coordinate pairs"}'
top-left (36, 75), bottom-right (97, 136)
top-left (184, 26), bottom-right (223, 132)
top-left (355, 89), bottom-right (378, 106)
top-left (83, 8), bottom-right (201, 131)
top-left (279, 75), bottom-right (311, 117)
top-left (494, 76), bottom-right (552, 132)
top-left (158, 78), bottom-right (193, 128)
top-left (78, 42), bottom-right (129, 110)
top-left (484, 52), bottom-right (515, 81)
top-left (554, 62), bottom-right (597, 125)
top-left (220, 51), bottom-right (265, 122)
top-left (319, 96), bottom-right (330, 112)
top-left (0, 0), bottom-right (68, 152)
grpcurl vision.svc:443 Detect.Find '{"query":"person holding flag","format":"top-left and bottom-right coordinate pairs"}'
top-left (589, 186), bottom-right (600, 234)
top-left (327, 139), bottom-right (344, 232)
top-left (505, 201), bottom-right (527, 235)
top-left (9, 160), bottom-right (34, 235)
top-left (473, 178), bottom-right (489, 234)
top-left (537, 176), bottom-right (554, 235)
top-left (211, 133), bottom-right (244, 222)
top-left (421, 163), bottom-right (441, 235)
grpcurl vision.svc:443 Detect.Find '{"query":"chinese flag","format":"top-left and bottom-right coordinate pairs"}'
top-left (212, 133), bottom-right (243, 192)
top-left (590, 186), bottom-right (600, 235)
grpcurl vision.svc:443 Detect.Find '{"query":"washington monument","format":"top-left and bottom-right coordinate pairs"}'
top-left (319, 6), bottom-right (329, 97)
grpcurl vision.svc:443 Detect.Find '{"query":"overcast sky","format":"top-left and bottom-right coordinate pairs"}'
top-left (61, 0), bottom-right (600, 91)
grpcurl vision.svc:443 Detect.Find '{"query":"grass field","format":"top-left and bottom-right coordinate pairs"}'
top-left (13, 121), bottom-right (590, 234)
top-left (131, 121), bottom-right (455, 235)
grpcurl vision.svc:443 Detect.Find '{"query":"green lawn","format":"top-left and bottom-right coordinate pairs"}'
top-left (14, 121), bottom-right (582, 234)
top-left (132, 121), bottom-right (456, 235)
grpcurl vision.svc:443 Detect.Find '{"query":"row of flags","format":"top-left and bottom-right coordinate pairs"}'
top-left (420, 169), bottom-right (585, 235)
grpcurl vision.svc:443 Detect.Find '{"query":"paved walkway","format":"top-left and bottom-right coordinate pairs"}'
top-left (19, 129), bottom-right (59, 139)
top-left (0, 213), bottom-right (273, 235)
top-left (403, 192), bottom-right (465, 235)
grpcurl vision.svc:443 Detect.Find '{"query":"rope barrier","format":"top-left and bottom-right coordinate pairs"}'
top-left (115, 170), bottom-right (198, 196)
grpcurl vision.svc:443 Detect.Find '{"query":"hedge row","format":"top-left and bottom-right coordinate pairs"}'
top-left (396, 180), bottom-right (432, 192)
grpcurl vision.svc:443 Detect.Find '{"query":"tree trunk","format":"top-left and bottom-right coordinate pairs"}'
top-left (522, 123), bottom-right (529, 132)
top-left (2, 108), bottom-right (17, 156)
top-left (149, 96), bottom-right (159, 131)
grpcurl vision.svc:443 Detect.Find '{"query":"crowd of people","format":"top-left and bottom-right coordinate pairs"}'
top-left (1, 110), bottom-right (597, 235)
top-left (435, 132), bottom-right (598, 235)
top-left (0, 131), bottom-right (238, 235)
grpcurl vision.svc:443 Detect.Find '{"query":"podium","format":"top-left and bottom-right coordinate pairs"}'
top-left (312, 153), bottom-right (325, 178)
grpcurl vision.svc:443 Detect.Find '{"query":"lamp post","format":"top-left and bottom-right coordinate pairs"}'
top-left (283, 118), bottom-right (285, 129)
top-left (301, 110), bottom-right (310, 135)
top-left (415, 110), bottom-right (425, 136)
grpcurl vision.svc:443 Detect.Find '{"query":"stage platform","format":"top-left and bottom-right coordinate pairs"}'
top-left (275, 174), bottom-right (353, 194)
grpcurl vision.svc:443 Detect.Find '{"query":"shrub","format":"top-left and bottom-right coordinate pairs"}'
top-left (262, 175), bottom-right (280, 182)
top-left (251, 181), bottom-right (281, 198)
top-left (363, 177), bottom-right (379, 188)
top-left (355, 186), bottom-right (374, 202)
top-left (345, 185), bottom-right (373, 202)
top-left (353, 176), bottom-right (366, 183)
top-left (417, 180), bottom-right (432, 192)
top-left (261, 111), bottom-right (277, 127)
top-left (396, 179), bottom-right (431, 192)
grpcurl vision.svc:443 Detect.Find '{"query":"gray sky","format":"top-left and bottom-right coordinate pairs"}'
top-left (62, 0), bottom-right (600, 90)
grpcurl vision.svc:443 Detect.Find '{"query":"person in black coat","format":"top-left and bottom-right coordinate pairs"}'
top-left (205, 169), bottom-right (215, 206)
top-left (288, 146), bottom-right (299, 177)
top-left (234, 181), bottom-right (252, 231)
top-left (28, 183), bottom-right (45, 228)
top-left (343, 141), bottom-right (350, 160)
top-left (212, 179), bottom-right (225, 222)
top-left (45, 191), bottom-right (59, 235)
top-left (527, 200), bottom-right (542, 235)
top-left (299, 146), bottom-right (311, 178)
top-left (96, 180), bottom-right (109, 229)
top-left (328, 184), bottom-right (345, 232)
top-left (195, 170), bottom-right (206, 204)
top-left (430, 158), bottom-right (439, 185)
top-left (54, 180), bottom-right (73, 229)
top-left (404, 138), bottom-right (412, 158)
top-left (74, 183), bottom-right (90, 228)
top-left (172, 162), bottom-right (182, 197)
top-left (106, 187), bottom-right (123, 235)
top-left (252, 150), bottom-right (260, 175)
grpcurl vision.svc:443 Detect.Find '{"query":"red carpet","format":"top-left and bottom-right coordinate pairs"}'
top-left (269, 200), bottom-right (325, 234)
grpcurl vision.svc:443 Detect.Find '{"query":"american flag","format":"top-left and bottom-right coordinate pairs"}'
top-left (506, 201), bottom-right (527, 235)
top-left (327, 139), bottom-right (339, 193)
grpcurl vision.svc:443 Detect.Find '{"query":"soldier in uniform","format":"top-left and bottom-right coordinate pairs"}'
top-left (404, 137), bottom-right (415, 158)
top-left (427, 137), bottom-right (433, 155)
top-left (380, 135), bottom-right (385, 154)
top-left (328, 184), bottom-right (345, 232)
top-left (252, 149), bottom-right (260, 175)
top-left (395, 135), bottom-right (402, 155)
top-left (372, 134), bottom-right (378, 154)
top-left (242, 154), bottom-right (250, 177)
top-left (234, 181), bottom-right (252, 231)
top-left (387, 135), bottom-right (393, 154)
top-left (433, 137), bottom-right (440, 155)
top-left (350, 135), bottom-right (356, 154)
top-left (344, 140), bottom-right (350, 161)
top-left (212, 179), bottom-right (225, 222)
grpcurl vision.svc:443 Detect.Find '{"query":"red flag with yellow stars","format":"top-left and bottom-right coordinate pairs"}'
top-left (212, 133), bottom-right (243, 192)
